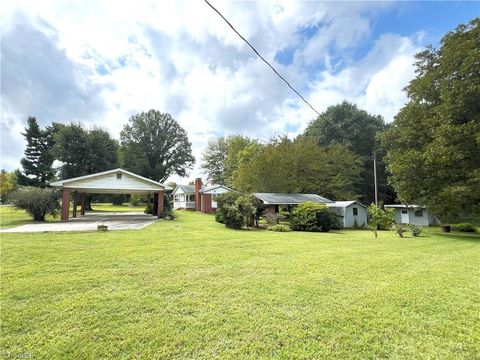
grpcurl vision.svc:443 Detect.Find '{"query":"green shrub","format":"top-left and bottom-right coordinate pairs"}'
top-left (215, 210), bottom-right (224, 224)
top-left (215, 193), bottom-right (260, 229)
top-left (267, 224), bottom-right (291, 232)
top-left (392, 223), bottom-right (408, 238)
top-left (409, 224), bottom-right (423, 236)
top-left (144, 203), bottom-right (154, 214)
top-left (291, 202), bottom-right (339, 232)
top-left (162, 209), bottom-right (177, 220)
top-left (451, 223), bottom-right (477, 232)
top-left (368, 203), bottom-right (395, 236)
top-left (112, 194), bottom-right (126, 205)
top-left (130, 193), bottom-right (146, 206)
top-left (222, 204), bottom-right (244, 229)
top-left (9, 187), bottom-right (60, 221)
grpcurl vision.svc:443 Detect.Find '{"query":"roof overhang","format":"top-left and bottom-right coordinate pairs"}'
top-left (253, 193), bottom-right (333, 205)
top-left (49, 168), bottom-right (168, 194)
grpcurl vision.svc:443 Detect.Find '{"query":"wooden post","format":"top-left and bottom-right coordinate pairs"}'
top-left (61, 188), bottom-right (71, 221)
top-left (72, 191), bottom-right (78, 218)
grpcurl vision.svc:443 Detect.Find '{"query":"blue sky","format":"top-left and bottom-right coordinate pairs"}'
top-left (1, 0), bottom-right (478, 180)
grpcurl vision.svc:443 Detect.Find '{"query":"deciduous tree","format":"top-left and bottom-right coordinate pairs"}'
top-left (304, 102), bottom-right (393, 203)
top-left (201, 135), bottom-right (258, 186)
top-left (120, 110), bottom-right (194, 182)
top-left (381, 18), bottom-right (480, 220)
top-left (234, 136), bottom-right (362, 200)
top-left (53, 123), bottom-right (119, 179)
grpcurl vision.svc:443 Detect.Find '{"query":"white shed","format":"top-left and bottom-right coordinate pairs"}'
top-left (384, 205), bottom-right (437, 226)
top-left (326, 201), bottom-right (368, 228)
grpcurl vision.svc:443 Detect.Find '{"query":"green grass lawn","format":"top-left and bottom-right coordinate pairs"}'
top-left (0, 203), bottom-right (145, 228)
top-left (89, 202), bottom-right (146, 212)
top-left (1, 211), bottom-right (479, 359)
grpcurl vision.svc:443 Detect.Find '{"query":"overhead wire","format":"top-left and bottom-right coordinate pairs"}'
top-left (204, 0), bottom-right (321, 116)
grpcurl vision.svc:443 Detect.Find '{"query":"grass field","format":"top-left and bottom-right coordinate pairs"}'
top-left (1, 210), bottom-right (479, 359)
top-left (0, 203), bottom-right (146, 228)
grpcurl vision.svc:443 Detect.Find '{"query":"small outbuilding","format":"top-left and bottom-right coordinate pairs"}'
top-left (326, 201), bottom-right (368, 228)
top-left (253, 193), bottom-right (333, 214)
top-left (384, 204), bottom-right (437, 226)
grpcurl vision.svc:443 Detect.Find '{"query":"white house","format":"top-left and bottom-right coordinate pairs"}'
top-left (326, 201), bottom-right (368, 228)
top-left (384, 204), bottom-right (437, 226)
top-left (172, 178), bottom-right (232, 213)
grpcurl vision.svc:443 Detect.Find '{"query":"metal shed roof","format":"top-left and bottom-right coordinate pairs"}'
top-left (253, 193), bottom-right (333, 205)
top-left (327, 201), bottom-right (367, 209)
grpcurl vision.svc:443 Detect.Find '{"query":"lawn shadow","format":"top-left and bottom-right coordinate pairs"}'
top-left (436, 231), bottom-right (480, 243)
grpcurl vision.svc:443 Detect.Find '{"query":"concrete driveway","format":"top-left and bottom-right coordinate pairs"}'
top-left (1, 212), bottom-right (157, 233)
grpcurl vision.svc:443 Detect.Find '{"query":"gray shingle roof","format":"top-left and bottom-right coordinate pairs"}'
top-left (177, 185), bottom-right (195, 193)
top-left (253, 193), bottom-right (333, 205)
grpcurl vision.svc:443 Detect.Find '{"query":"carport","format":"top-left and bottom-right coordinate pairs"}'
top-left (50, 168), bottom-right (167, 221)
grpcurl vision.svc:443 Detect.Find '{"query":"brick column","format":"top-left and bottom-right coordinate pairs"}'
top-left (61, 188), bottom-right (71, 221)
top-left (194, 178), bottom-right (202, 211)
top-left (80, 193), bottom-right (86, 215)
top-left (72, 191), bottom-right (78, 218)
top-left (157, 190), bottom-right (164, 218)
top-left (201, 194), bottom-right (213, 213)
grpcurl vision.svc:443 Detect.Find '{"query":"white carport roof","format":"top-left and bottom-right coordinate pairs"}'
top-left (50, 168), bottom-right (169, 194)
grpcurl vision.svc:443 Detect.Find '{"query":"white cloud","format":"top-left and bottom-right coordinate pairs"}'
top-left (1, 0), bottom-right (422, 183)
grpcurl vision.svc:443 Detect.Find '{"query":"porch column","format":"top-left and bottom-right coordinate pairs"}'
top-left (61, 188), bottom-right (71, 221)
top-left (157, 190), bottom-right (164, 218)
top-left (80, 193), bottom-right (86, 215)
top-left (72, 191), bottom-right (78, 218)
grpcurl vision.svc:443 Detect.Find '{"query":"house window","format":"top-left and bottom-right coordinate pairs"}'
top-left (174, 195), bottom-right (179, 202)
top-left (401, 209), bottom-right (408, 214)
top-left (116, 173), bottom-right (122, 179)
top-left (352, 207), bottom-right (358, 216)
top-left (414, 209), bottom-right (423, 217)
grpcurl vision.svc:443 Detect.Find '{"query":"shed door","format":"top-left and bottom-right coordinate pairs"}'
top-left (401, 209), bottom-right (409, 224)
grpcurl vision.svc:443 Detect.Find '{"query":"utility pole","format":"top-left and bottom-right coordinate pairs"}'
top-left (373, 151), bottom-right (378, 205)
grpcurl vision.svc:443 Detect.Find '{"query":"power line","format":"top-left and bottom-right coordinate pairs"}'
top-left (204, 0), bottom-right (321, 116)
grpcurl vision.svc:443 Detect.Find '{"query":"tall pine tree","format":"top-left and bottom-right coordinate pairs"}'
top-left (17, 117), bottom-right (55, 187)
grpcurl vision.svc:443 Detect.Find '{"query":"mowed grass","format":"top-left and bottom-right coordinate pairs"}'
top-left (1, 211), bottom-right (479, 359)
top-left (0, 203), bottom-right (145, 229)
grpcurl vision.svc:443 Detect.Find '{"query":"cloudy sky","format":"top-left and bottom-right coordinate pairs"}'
top-left (1, 1), bottom-right (477, 182)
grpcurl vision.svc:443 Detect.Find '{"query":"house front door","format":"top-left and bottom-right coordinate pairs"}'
top-left (401, 209), bottom-right (409, 224)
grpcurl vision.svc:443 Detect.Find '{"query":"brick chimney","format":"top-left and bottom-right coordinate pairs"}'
top-left (194, 178), bottom-right (202, 211)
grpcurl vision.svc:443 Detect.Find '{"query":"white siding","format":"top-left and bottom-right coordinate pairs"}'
top-left (173, 189), bottom-right (195, 209)
top-left (207, 187), bottom-right (230, 208)
top-left (64, 172), bottom-right (163, 193)
top-left (391, 208), bottom-right (431, 226)
top-left (344, 204), bottom-right (368, 228)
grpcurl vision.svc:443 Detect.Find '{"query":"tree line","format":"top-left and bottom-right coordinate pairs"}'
top-left (11, 110), bottom-right (195, 189)
top-left (202, 18), bottom-right (480, 221)
top-left (201, 101), bottom-right (392, 205)
top-left (1, 18), bottom-right (478, 222)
